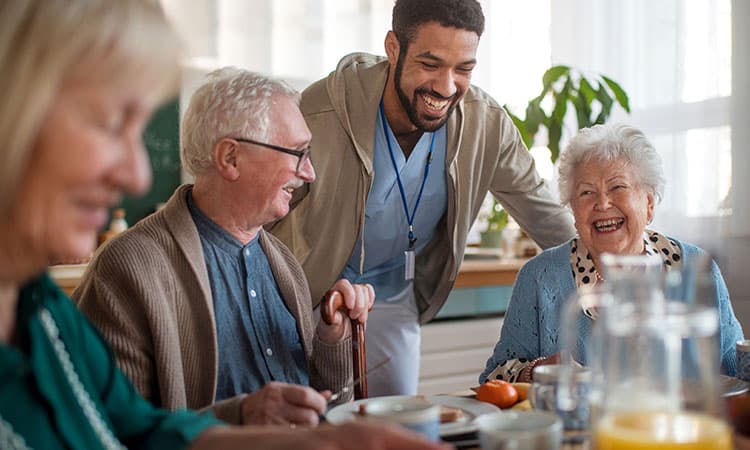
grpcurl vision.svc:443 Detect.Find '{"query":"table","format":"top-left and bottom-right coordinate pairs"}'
top-left (445, 391), bottom-right (589, 449)
top-left (453, 257), bottom-right (526, 288)
top-left (462, 436), bottom-right (589, 450)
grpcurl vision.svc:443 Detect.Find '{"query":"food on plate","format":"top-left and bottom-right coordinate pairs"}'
top-left (511, 399), bottom-right (532, 411)
top-left (511, 382), bottom-right (531, 401)
top-left (438, 405), bottom-right (464, 423)
top-left (476, 380), bottom-right (519, 409)
top-left (352, 397), bottom-right (466, 423)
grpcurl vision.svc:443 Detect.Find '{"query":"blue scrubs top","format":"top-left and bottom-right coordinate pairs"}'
top-left (342, 110), bottom-right (448, 301)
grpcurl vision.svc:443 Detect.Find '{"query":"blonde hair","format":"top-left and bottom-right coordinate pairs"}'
top-left (0, 0), bottom-right (181, 215)
top-left (181, 67), bottom-right (300, 176)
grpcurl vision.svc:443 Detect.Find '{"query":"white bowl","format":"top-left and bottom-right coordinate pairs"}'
top-left (475, 410), bottom-right (563, 450)
top-left (361, 396), bottom-right (440, 442)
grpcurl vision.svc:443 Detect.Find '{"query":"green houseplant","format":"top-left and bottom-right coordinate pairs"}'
top-left (505, 65), bottom-right (631, 162)
top-left (479, 201), bottom-right (508, 248)
top-left (480, 65), bottom-right (630, 248)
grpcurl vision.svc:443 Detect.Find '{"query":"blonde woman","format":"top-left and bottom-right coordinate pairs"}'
top-left (0, 1), bottom-right (445, 449)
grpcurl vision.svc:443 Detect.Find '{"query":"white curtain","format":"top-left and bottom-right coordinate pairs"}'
top-left (161, 0), bottom-right (551, 97)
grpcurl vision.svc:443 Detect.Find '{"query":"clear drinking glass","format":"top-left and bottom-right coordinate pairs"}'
top-left (558, 253), bottom-right (732, 450)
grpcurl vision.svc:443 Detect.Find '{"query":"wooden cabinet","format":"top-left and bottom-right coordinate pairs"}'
top-left (418, 316), bottom-right (504, 395)
top-left (417, 257), bottom-right (525, 394)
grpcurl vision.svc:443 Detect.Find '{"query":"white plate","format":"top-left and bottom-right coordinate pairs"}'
top-left (721, 375), bottom-right (750, 397)
top-left (325, 395), bottom-right (500, 437)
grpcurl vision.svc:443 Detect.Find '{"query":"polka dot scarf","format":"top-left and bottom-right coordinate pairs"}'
top-left (569, 229), bottom-right (683, 319)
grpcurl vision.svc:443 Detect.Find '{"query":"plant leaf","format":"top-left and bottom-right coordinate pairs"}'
top-left (570, 92), bottom-right (591, 129)
top-left (548, 120), bottom-right (562, 163)
top-left (551, 88), bottom-right (569, 130)
top-left (526, 99), bottom-right (546, 143)
top-left (595, 83), bottom-right (614, 118)
top-left (503, 105), bottom-right (532, 149)
top-left (542, 65), bottom-right (570, 91)
top-left (601, 75), bottom-right (631, 112)
top-left (579, 77), bottom-right (597, 106)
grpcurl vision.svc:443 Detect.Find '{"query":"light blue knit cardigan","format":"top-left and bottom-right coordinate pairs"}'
top-left (479, 238), bottom-right (744, 382)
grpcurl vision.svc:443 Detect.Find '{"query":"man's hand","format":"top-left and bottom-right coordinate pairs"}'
top-left (240, 381), bottom-right (329, 426)
top-left (317, 279), bottom-right (375, 344)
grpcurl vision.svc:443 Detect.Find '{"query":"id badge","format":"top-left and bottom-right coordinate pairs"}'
top-left (404, 249), bottom-right (415, 280)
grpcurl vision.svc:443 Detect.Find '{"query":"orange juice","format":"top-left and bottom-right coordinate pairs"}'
top-left (593, 411), bottom-right (732, 450)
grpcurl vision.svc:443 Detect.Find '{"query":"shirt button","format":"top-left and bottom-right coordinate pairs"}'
top-left (244, 248), bottom-right (251, 257)
top-left (250, 289), bottom-right (257, 298)
top-left (266, 348), bottom-right (273, 356)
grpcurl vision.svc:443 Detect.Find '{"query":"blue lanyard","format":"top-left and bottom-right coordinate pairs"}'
top-left (379, 102), bottom-right (435, 250)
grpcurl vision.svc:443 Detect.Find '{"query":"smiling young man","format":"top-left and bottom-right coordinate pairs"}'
top-left (270, 0), bottom-right (576, 395)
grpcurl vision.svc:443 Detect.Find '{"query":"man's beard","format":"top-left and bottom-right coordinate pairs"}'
top-left (393, 50), bottom-right (461, 132)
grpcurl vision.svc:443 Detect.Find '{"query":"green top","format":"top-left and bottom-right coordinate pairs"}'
top-left (0, 273), bottom-right (222, 449)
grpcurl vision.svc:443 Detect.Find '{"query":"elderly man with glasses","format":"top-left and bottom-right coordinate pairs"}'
top-left (73, 67), bottom-right (374, 428)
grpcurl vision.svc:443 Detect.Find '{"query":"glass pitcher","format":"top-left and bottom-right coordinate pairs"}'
top-left (557, 253), bottom-right (732, 450)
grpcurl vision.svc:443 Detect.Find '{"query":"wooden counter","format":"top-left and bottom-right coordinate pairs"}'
top-left (454, 257), bottom-right (527, 289)
top-left (48, 263), bottom-right (87, 296)
top-left (49, 255), bottom-right (529, 296)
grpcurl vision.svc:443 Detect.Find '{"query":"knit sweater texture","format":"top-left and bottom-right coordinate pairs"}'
top-left (479, 237), bottom-right (744, 383)
top-left (74, 185), bottom-right (352, 424)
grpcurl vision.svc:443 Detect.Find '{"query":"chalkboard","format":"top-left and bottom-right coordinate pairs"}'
top-left (119, 98), bottom-right (182, 226)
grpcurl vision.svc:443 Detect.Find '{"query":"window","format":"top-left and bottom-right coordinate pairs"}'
top-left (552, 0), bottom-right (732, 237)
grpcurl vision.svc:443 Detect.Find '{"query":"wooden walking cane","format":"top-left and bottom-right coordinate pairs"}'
top-left (321, 290), bottom-right (369, 399)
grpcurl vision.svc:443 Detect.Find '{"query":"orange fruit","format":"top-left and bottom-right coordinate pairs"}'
top-left (476, 380), bottom-right (519, 409)
top-left (511, 382), bottom-right (531, 401)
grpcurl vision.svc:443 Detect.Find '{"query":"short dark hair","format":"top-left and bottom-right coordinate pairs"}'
top-left (392, 0), bottom-right (484, 48)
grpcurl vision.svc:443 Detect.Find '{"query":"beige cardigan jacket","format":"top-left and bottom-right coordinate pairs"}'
top-left (74, 185), bottom-right (351, 424)
top-left (270, 53), bottom-right (576, 322)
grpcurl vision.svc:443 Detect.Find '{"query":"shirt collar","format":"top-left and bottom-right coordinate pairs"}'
top-left (186, 187), bottom-right (258, 255)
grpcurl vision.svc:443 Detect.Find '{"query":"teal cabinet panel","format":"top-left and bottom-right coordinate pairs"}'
top-left (435, 285), bottom-right (512, 320)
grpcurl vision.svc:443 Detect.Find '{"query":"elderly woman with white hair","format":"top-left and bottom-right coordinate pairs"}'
top-left (479, 123), bottom-right (744, 384)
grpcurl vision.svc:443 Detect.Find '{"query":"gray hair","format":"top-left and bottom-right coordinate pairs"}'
top-left (180, 67), bottom-right (301, 176)
top-left (0, 0), bottom-right (179, 216)
top-left (557, 123), bottom-right (666, 206)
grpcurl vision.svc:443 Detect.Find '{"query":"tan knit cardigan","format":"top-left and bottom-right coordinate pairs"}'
top-left (73, 185), bottom-right (352, 424)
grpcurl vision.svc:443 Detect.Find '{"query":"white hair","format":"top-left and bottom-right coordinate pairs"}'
top-left (180, 67), bottom-right (301, 176)
top-left (557, 123), bottom-right (666, 206)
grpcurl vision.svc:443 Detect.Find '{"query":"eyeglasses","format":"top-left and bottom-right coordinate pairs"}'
top-left (232, 137), bottom-right (311, 174)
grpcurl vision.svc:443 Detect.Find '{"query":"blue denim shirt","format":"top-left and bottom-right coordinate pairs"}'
top-left (187, 190), bottom-right (308, 401)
